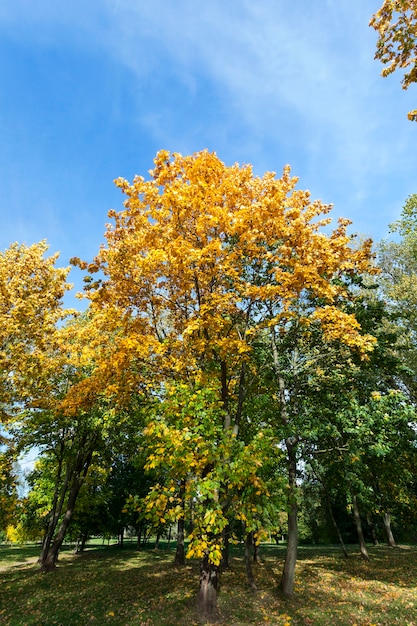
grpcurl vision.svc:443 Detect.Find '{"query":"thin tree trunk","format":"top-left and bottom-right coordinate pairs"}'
top-left (280, 438), bottom-right (298, 596)
top-left (327, 495), bottom-right (349, 558)
top-left (367, 514), bottom-right (379, 546)
top-left (174, 517), bottom-right (185, 565)
top-left (197, 555), bottom-right (219, 619)
top-left (270, 328), bottom-right (299, 597)
top-left (382, 512), bottom-right (397, 547)
top-left (253, 539), bottom-right (261, 564)
top-left (136, 523), bottom-right (142, 551)
top-left (73, 537), bottom-right (81, 554)
top-left (245, 532), bottom-right (257, 591)
top-left (80, 531), bottom-right (88, 552)
top-left (221, 525), bottom-right (230, 570)
top-left (352, 494), bottom-right (369, 560)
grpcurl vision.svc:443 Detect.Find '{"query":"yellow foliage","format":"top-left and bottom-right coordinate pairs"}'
top-left (70, 150), bottom-right (376, 410)
top-left (0, 241), bottom-right (72, 419)
top-left (370, 1), bottom-right (417, 121)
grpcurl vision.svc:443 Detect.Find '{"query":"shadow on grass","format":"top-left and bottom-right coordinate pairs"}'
top-left (0, 544), bottom-right (202, 626)
top-left (0, 544), bottom-right (41, 566)
top-left (1, 543), bottom-right (417, 625)
top-left (296, 543), bottom-right (417, 589)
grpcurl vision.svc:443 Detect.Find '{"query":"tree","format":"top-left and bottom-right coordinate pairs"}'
top-left (378, 194), bottom-right (417, 399)
top-left (0, 241), bottom-right (71, 422)
top-left (141, 382), bottom-right (274, 612)
top-left (10, 308), bottom-right (146, 571)
top-left (0, 445), bottom-right (19, 536)
top-left (74, 150), bottom-right (376, 610)
top-left (370, 1), bottom-right (417, 121)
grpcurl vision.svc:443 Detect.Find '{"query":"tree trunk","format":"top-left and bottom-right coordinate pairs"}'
top-left (382, 512), bottom-right (397, 547)
top-left (137, 523), bottom-right (142, 551)
top-left (280, 438), bottom-right (298, 596)
top-left (40, 476), bottom-right (83, 571)
top-left (80, 531), bottom-right (88, 552)
top-left (271, 332), bottom-right (299, 597)
top-left (244, 532), bottom-right (257, 591)
top-left (221, 526), bottom-right (230, 570)
top-left (73, 537), bottom-right (81, 554)
top-left (327, 495), bottom-right (349, 558)
top-left (39, 461), bottom-right (71, 564)
top-left (197, 555), bottom-right (219, 619)
top-left (40, 449), bottom-right (93, 572)
top-left (253, 539), bottom-right (261, 564)
top-left (174, 517), bottom-right (185, 566)
top-left (367, 514), bottom-right (379, 546)
top-left (352, 494), bottom-right (369, 560)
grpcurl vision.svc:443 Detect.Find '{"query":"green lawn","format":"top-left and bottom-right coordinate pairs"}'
top-left (0, 542), bottom-right (416, 625)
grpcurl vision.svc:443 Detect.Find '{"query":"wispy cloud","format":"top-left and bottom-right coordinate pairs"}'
top-left (0, 0), bottom-right (416, 247)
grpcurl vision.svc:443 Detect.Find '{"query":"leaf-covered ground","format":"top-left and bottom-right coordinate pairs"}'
top-left (0, 542), bottom-right (416, 625)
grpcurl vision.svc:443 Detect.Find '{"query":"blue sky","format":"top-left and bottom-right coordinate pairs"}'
top-left (1, 0), bottom-right (416, 307)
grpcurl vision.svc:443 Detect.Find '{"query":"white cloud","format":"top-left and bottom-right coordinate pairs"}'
top-left (1, 0), bottom-right (415, 238)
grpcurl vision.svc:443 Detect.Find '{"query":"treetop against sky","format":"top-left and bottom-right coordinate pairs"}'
top-left (0, 1), bottom-right (416, 311)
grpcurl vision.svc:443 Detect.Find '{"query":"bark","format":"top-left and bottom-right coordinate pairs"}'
top-left (244, 532), bottom-right (257, 591)
top-left (382, 512), bottom-right (397, 547)
top-left (39, 449), bottom-right (70, 564)
top-left (367, 514), bottom-right (379, 546)
top-left (352, 494), bottom-right (369, 560)
top-left (40, 448), bottom-right (94, 572)
top-left (253, 540), bottom-right (261, 564)
top-left (40, 474), bottom-right (84, 571)
top-left (73, 537), bottom-right (81, 554)
top-left (197, 555), bottom-right (219, 619)
top-left (154, 528), bottom-right (161, 550)
top-left (221, 526), bottom-right (230, 570)
top-left (271, 329), bottom-right (299, 597)
top-left (280, 438), bottom-right (298, 596)
top-left (327, 495), bottom-right (349, 558)
top-left (174, 517), bottom-right (185, 566)
top-left (80, 531), bottom-right (88, 553)
top-left (136, 523), bottom-right (143, 551)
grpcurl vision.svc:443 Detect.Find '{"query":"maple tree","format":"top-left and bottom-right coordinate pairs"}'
top-left (7, 303), bottom-right (146, 571)
top-left (0, 241), bottom-right (73, 548)
top-left (370, 0), bottom-right (417, 120)
top-left (72, 149), bottom-right (377, 609)
top-left (0, 241), bottom-right (71, 421)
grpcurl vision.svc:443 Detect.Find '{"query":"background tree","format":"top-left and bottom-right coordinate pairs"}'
top-left (370, 0), bottom-right (417, 121)
top-left (0, 445), bottom-right (19, 539)
top-left (377, 194), bottom-right (417, 399)
top-left (0, 241), bottom-right (71, 422)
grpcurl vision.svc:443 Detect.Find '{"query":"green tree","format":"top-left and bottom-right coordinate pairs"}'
top-left (378, 194), bottom-right (417, 399)
top-left (0, 445), bottom-right (19, 536)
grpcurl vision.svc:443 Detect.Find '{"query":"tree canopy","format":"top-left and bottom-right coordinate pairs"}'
top-left (370, 0), bottom-right (417, 121)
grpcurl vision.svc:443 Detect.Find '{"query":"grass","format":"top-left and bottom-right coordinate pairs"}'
top-left (0, 542), bottom-right (416, 625)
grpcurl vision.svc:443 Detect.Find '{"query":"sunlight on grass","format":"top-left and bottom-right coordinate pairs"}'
top-left (0, 543), bottom-right (416, 625)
